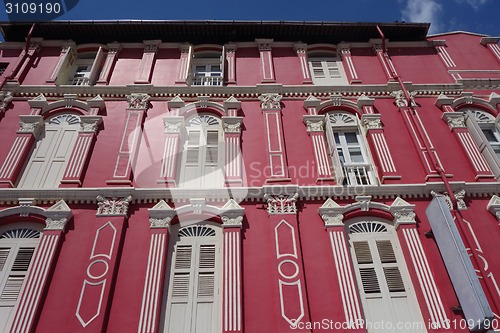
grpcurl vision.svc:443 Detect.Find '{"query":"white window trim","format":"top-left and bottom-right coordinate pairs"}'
top-left (190, 55), bottom-right (223, 86)
top-left (18, 113), bottom-right (80, 189)
top-left (347, 218), bottom-right (426, 333)
top-left (67, 48), bottom-right (105, 86)
top-left (0, 223), bottom-right (42, 332)
top-left (325, 112), bottom-right (377, 185)
top-left (464, 109), bottom-right (500, 178)
top-left (178, 115), bottom-right (225, 188)
top-left (308, 57), bottom-right (347, 85)
top-left (161, 223), bottom-right (222, 333)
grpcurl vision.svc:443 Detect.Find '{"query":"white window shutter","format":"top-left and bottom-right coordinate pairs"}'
top-left (0, 249), bottom-right (10, 271)
top-left (466, 114), bottom-right (500, 177)
top-left (0, 247), bottom-right (35, 302)
top-left (55, 49), bottom-right (74, 85)
top-left (325, 117), bottom-right (345, 184)
top-left (88, 47), bottom-right (105, 84)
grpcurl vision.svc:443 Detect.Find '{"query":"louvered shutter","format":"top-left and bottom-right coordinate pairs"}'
top-left (0, 247), bottom-right (35, 302)
top-left (53, 48), bottom-right (75, 85)
top-left (196, 245), bottom-right (216, 299)
top-left (325, 116), bottom-right (345, 184)
top-left (220, 46), bottom-right (226, 84)
top-left (88, 47), bottom-right (105, 85)
top-left (0, 249), bottom-right (10, 271)
top-left (466, 114), bottom-right (500, 177)
top-left (171, 245), bottom-right (193, 300)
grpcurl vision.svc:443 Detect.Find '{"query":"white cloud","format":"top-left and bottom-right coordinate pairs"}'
top-left (401, 0), bottom-right (443, 34)
top-left (456, 0), bottom-right (489, 11)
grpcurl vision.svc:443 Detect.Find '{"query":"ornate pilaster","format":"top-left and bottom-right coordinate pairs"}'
top-left (219, 199), bottom-right (245, 332)
top-left (480, 37), bottom-right (500, 63)
top-left (487, 195), bottom-right (500, 224)
top-left (176, 44), bottom-right (192, 84)
top-left (61, 116), bottom-right (103, 187)
top-left (256, 39), bottom-right (275, 82)
top-left (75, 196), bottom-right (130, 330)
top-left (318, 197), bottom-right (364, 329)
top-left (10, 200), bottom-right (72, 333)
top-left (339, 44), bottom-right (360, 83)
top-left (431, 189), bottom-right (467, 210)
top-left (441, 110), bottom-right (494, 179)
top-left (136, 40), bottom-right (160, 84)
top-left (260, 93), bottom-right (289, 181)
top-left (10, 38), bottom-right (41, 82)
top-left (294, 43), bottom-right (312, 84)
top-left (0, 91), bottom-right (13, 115)
top-left (138, 200), bottom-right (174, 333)
top-left (303, 114), bottom-right (333, 181)
top-left (158, 116), bottom-right (184, 185)
top-left (47, 42), bottom-right (76, 84)
top-left (0, 115), bottom-right (43, 187)
top-left (264, 193), bottom-right (298, 215)
top-left (225, 44), bottom-right (237, 85)
top-left (108, 94), bottom-right (150, 185)
top-left (389, 197), bottom-right (416, 228)
top-left (222, 116), bottom-right (244, 184)
top-left (97, 43), bottom-right (121, 85)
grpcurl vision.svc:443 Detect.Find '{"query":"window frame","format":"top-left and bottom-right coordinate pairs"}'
top-left (17, 113), bottom-right (81, 189)
top-left (161, 223), bottom-right (222, 333)
top-left (178, 115), bottom-right (225, 188)
top-left (325, 112), bottom-right (376, 185)
top-left (347, 218), bottom-right (425, 332)
top-left (464, 108), bottom-right (500, 178)
top-left (190, 51), bottom-right (223, 86)
top-left (307, 56), bottom-right (347, 86)
top-left (0, 223), bottom-right (42, 331)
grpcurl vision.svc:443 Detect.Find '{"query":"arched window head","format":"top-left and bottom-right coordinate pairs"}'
top-left (18, 113), bottom-right (81, 189)
top-left (161, 223), bottom-right (222, 333)
top-left (325, 111), bottom-right (376, 185)
top-left (346, 218), bottom-right (425, 332)
top-left (191, 51), bottom-right (223, 86)
top-left (307, 51), bottom-right (347, 85)
top-left (0, 223), bottom-right (42, 329)
top-left (179, 114), bottom-right (224, 188)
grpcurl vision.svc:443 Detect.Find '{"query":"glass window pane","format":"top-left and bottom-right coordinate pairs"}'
top-left (206, 131), bottom-right (219, 145)
top-left (482, 129), bottom-right (498, 143)
top-left (334, 132), bottom-right (340, 145)
top-left (345, 132), bottom-right (359, 145)
top-left (206, 147), bottom-right (218, 163)
top-left (188, 131), bottom-right (201, 145)
top-left (186, 149), bottom-right (199, 164)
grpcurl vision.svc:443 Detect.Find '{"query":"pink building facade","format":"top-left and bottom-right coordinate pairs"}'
top-left (0, 21), bottom-right (498, 332)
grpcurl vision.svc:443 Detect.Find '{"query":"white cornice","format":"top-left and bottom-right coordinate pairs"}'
top-left (0, 182), bottom-right (497, 205)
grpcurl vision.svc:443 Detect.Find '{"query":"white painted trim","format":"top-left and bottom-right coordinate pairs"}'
top-left (90, 221), bottom-right (117, 260)
top-left (436, 46), bottom-right (456, 68)
top-left (403, 228), bottom-right (450, 329)
top-left (458, 132), bottom-right (491, 172)
top-left (278, 279), bottom-right (305, 327)
top-left (0, 136), bottom-right (29, 179)
top-left (274, 220), bottom-right (298, 259)
top-left (76, 279), bottom-right (106, 327)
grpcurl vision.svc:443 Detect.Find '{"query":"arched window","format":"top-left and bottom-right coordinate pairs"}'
top-left (325, 112), bottom-right (376, 185)
top-left (307, 52), bottom-right (347, 85)
top-left (0, 223), bottom-right (42, 331)
top-left (179, 114), bottom-right (224, 188)
top-left (347, 219), bottom-right (424, 332)
top-left (161, 224), bottom-right (222, 333)
top-left (18, 113), bottom-right (80, 188)
top-left (464, 108), bottom-right (500, 177)
top-left (191, 51), bottom-right (223, 86)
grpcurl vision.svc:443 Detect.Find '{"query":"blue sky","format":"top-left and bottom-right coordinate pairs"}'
top-left (1, 0), bottom-right (499, 36)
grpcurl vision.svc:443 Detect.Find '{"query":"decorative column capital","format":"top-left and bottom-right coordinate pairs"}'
top-left (389, 197), bottom-right (416, 228)
top-left (293, 43), bottom-right (307, 54)
top-left (489, 92), bottom-right (500, 106)
top-left (303, 115), bottom-right (325, 132)
top-left (96, 195), bottom-right (133, 216)
top-left (143, 40), bottom-right (161, 53)
top-left (0, 91), bottom-right (13, 113)
top-left (264, 193), bottom-right (299, 215)
top-left (487, 195), bottom-right (500, 224)
top-left (431, 189), bottom-right (467, 210)
top-left (220, 199), bottom-right (245, 228)
top-left (357, 94), bottom-right (375, 108)
top-left (391, 90), bottom-right (417, 108)
top-left (107, 42), bottom-right (122, 54)
top-left (126, 93), bottom-right (150, 110)
top-left (259, 93), bottom-right (282, 110)
top-left (17, 115), bottom-right (44, 136)
top-left (480, 37), bottom-right (500, 45)
top-left (303, 95), bottom-right (321, 109)
top-left (442, 112), bottom-right (466, 129)
top-left (179, 43), bottom-right (191, 53)
top-left (44, 200), bottom-right (73, 232)
top-left (256, 39), bottom-right (273, 51)
top-left (163, 116), bottom-right (185, 134)
top-left (361, 114), bottom-right (383, 130)
top-left (79, 116), bottom-right (103, 133)
top-left (222, 116), bottom-right (243, 134)
top-left (148, 200), bottom-right (175, 229)
top-left (319, 198), bottom-right (345, 227)
top-left (224, 44), bottom-right (237, 53)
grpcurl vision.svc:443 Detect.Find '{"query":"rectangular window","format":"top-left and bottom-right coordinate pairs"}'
top-left (333, 131), bottom-right (374, 185)
top-left (308, 58), bottom-right (347, 85)
top-left (0, 63), bottom-right (8, 76)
